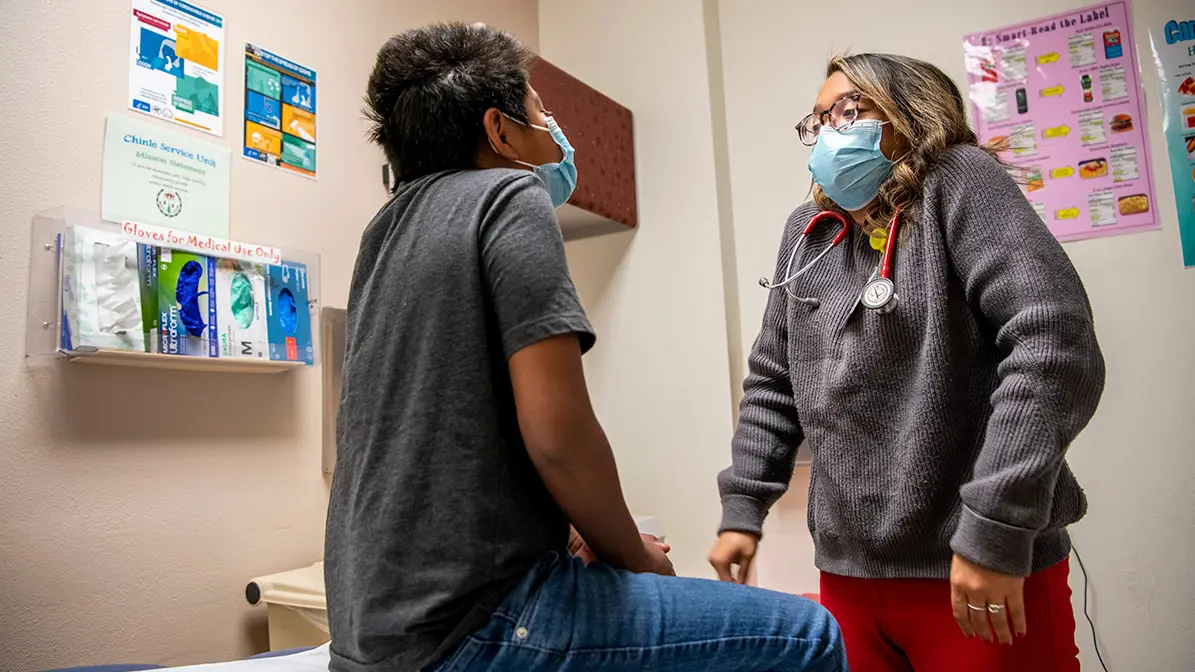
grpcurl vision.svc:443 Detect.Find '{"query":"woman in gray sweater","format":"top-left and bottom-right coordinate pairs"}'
top-left (709, 53), bottom-right (1104, 671)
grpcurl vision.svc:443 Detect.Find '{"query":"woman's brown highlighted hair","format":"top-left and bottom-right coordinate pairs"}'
top-left (813, 53), bottom-right (1002, 234)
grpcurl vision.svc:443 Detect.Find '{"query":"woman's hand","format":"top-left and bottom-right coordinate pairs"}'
top-left (709, 531), bottom-right (760, 583)
top-left (950, 554), bottom-right (1028, 645)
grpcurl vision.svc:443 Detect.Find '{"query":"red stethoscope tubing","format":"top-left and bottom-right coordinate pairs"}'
top-left (805, 209), bottom-right (900, 279)
top-left (802, 209), bottom-right (899, 266)
top-left (877, 210), bottom-right (900, 281)
top-left (759, 208), bottom-right (901, 310)
top-left (804, 210), bottom-right (851, 246)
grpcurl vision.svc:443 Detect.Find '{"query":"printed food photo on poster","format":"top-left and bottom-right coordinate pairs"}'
top-left (243, 43), bottom-right (318, 178)
top-left (964, 0), bottom-right (1159, 242)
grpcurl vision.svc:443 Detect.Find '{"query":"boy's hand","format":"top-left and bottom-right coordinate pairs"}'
top-left (569, 526), bottom-right (671, 569)
top-left (633, 536), bottom-right (676, 576)
top-left (642, 534), bottom-right (671, 555)
top-left (568, 526), bottom-right (599, 564)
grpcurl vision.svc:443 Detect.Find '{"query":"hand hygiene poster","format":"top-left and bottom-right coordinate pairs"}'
top-left (128, 0), bottom-right (225, 136)
top-left (1150, 18), bottom-right (1195, 267)
top-left (965, 1), bottom-right (1159, 242)
top-left (243, 43), bottom-right (318, 178)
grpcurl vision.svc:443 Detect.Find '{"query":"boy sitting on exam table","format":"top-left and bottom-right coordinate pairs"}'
top-left (323, 21), bottom-right (846, 672)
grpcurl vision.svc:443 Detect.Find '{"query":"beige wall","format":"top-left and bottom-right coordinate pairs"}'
top-left (541, 0), bottom-right (737, 578)
top-left (0, 1), bottom-right (537, 669)
top-left (716, 0), bottom-right (1195, 670)
top-left (5, 0), bottom-right (1190, 669)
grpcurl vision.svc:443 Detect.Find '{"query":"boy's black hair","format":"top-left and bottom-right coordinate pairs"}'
top-left (365, 22), bottom-right (533, 182)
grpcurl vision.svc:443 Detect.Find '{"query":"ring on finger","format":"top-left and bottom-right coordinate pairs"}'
top-left (987, 604), bottom-right (1006, 614)
top-left (966, 603), bottom-right (987, 612)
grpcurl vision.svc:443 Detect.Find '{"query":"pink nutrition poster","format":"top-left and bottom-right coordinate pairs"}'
top-left (964, 1), bottom-right (1158, 242)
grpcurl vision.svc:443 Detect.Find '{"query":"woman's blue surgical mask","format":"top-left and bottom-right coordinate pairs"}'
top-left (808, 119), bottom-right (893, 212)
top-left (501, 115), bottom-right (578, 208)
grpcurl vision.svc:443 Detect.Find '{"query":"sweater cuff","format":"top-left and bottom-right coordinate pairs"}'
top-left (718, 494), bottom-right (769, 537)
top-left (950, 505), bottom-right (1037, 577)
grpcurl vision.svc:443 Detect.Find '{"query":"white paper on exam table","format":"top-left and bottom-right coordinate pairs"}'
top-left (158, 643), bottom-right (331, 671)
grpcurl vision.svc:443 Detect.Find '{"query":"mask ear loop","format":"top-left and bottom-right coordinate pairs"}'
top-left (487, 113), bottom-right (522, 167)
top-left (488, 113), bottom-right (558, 168)
top-left (489, 138), bottom-right (537, 170)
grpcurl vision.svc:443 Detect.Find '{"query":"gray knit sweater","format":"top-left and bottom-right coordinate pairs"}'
top-left (718, 145), bottom-right (1105, 578)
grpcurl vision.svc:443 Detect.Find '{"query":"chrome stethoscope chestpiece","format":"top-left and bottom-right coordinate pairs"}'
top-left (861, 277), bottom-right (898, 313)
top-left (861, 209), bottom-right (901, 315)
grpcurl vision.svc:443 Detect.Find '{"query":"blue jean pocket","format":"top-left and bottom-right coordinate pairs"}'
top-left (485, 552), bottom-right (573, 651)
top-left (512, 554), bottom-right (562, 621)
top-left (426, 636), bottom-right (483, 672)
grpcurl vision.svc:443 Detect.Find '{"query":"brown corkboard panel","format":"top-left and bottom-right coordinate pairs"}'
top-left (530, 58), bottom-right (637, 230)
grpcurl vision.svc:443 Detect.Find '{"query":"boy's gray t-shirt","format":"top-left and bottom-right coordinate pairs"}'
top-left (325, 169), bottom-right (595, 672)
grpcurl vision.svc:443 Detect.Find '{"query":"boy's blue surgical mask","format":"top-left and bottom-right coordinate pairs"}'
top-left (808, 119), bottom-right (893, 212)
top-left (495, 114), bottom-right (578, 208)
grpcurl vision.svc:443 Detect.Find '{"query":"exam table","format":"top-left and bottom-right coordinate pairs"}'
top-left (238, 517), bottom-right (666, 652)
top-left (44, 517), bottom-right (665, 672)
top-left (42, 645), bottom-right (330, 672)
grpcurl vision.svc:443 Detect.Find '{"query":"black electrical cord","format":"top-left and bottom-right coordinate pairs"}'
top-left (1072, 545), bottom-right (1109, 671)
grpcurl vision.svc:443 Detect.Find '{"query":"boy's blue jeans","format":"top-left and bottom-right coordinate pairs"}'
top-left (430, 553), bottom-right (847, 671)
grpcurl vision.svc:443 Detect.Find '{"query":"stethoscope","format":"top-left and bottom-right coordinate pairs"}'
top-left (758, 210), bottom-right (901, 314)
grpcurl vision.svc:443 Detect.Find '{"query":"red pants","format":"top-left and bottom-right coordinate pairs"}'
top-left (820, 559), bottom-right (1080, 672)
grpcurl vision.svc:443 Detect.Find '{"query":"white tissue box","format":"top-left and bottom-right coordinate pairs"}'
top-left (60, 226), bottom-right (145, 352)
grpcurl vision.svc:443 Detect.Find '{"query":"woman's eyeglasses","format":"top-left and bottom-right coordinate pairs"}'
top-left (795, 93), bottom-right (864, 146)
